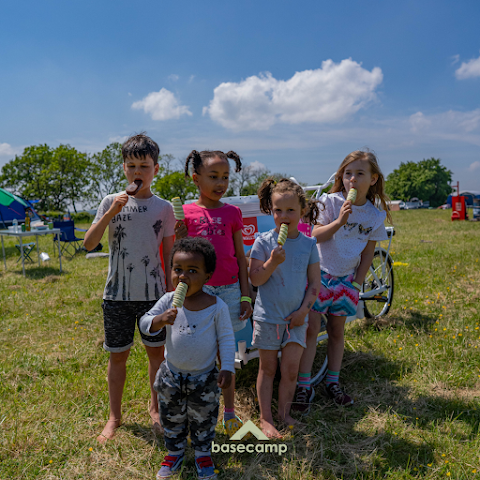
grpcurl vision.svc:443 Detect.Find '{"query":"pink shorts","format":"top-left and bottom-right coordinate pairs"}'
top-left (311, 271), bottom-right (359, 317)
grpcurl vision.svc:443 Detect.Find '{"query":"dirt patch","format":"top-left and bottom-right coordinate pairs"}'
top-left (39, 275), bottom-right (62, 284)
top-left (429, 382), bottom-right (480, 402)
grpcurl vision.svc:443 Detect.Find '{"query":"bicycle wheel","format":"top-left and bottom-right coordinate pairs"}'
top-left (363, 250), bottom-right (394, 318)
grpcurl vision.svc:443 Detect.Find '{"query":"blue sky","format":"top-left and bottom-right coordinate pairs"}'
top-left (1, 0), bottom-right (480, 191)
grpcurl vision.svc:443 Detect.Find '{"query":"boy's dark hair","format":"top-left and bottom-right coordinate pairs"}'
top-left (184, 150), bottom-right (242, 178)
top-left (122, 133), bottom-right (160, 165)
top-left (258, 178), bottom-right (323, 225)
top-left (170, 237), bottom-right (216, 274)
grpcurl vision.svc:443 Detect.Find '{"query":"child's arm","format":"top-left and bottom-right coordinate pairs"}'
top-left (312, 201), bottom-right (353, 244)
top-left (148, 309), bottom-right (177, 332)
top-left (233, 230), bottom-right (253, 320)
top-left (284, 261), bottom-right (321, 328)
top-left (353, 240), bottom-right (376, 287)
top-left (249, 246), bottom-right (285, 287)
top-left (139, 298), bottom-right (177, 335)
top-left (83, 194), bottom-right (128, 251)
top-left (162, 235), bottom-right (175, 291)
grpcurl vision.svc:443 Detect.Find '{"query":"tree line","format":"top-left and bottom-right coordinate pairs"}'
top-left (0, 143), bottom-right (290, 212)
top-left (0, 143), bottom-right (454, 211)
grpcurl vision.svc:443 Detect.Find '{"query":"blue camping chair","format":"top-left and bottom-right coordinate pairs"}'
top-left (53, 220), bottom-right (84, 258)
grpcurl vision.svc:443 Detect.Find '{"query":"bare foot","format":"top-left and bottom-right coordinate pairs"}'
top-left (260, 418), bottom-right (282, 439)
top-left (97, 419), bottom-right (121, 443)
top-left (150, 411), bottom-right (164, 436)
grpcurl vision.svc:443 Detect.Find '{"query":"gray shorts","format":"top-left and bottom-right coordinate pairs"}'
top-left (102, 300), bottom-right (166, 353)
top-left (251, 320), bottom-right (308, 350)
top-left (203, 281), bottom-right (247, 333)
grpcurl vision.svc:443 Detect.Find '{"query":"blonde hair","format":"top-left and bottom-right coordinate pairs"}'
top-left (331, 150), bottom-right (392, 224)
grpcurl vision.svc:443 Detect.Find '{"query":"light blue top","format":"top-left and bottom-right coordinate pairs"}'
top-left (250, 229), bottom-right (320, 325)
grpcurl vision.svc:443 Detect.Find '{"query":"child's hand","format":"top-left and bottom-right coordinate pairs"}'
top-left (162, 308), bottom-right (178, 325)
top-left (239, 301), bottom-right (253, 321)
top-left (217, 370), bottom-right (232, 389)
top-left (337, 201), bottom-right (353, 226)
top-left (174, 220), bottom-right (188, 240)
top-left (284, 309), bottom-right (306, 328)
top-left (270, 245), bottom-right (286, 266)
top-left (108, 193), bottom-right (129, 217)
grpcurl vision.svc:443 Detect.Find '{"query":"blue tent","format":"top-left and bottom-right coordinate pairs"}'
top-left (0, 188), bottom-right (41, 228)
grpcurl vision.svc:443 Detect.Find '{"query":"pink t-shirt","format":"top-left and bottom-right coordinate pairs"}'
top-left (183, 203), bottom-right (244, 286)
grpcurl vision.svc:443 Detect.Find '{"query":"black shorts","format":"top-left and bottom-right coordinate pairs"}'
top-left (102, 300), bottom-right (166, 352)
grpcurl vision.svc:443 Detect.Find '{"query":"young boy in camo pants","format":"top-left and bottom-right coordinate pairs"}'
top-left (140, 237), bottom-right (235, 480)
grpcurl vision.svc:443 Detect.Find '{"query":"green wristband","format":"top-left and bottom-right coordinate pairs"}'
top-left (240, 296), bottom-right (252, 304)
top-left (352, 281), bottom-right (362, 291)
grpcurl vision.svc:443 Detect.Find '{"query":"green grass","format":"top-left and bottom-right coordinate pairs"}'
top-left (1, 212), bottom-right (480, 479)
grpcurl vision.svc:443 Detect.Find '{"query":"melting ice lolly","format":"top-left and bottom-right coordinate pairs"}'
top-left (126, 179), bottom-right (143, 196)
top-left (172, 282), bottom-right (188, 308)
top-left (171, 197), bottom-right (185, 220)
top-left (277, 223), bottom-right (288, 245)
top-left (346, 188), bottom-right (357, 203)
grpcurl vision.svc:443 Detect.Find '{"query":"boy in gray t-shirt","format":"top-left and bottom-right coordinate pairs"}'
top-left (84, 134), bottom-right (175, 443)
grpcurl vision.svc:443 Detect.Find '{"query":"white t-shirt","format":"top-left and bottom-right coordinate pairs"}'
top-left (317, 192), bottom-right (388, 277)
top-left (139, 292), bottom-right (236, 374)
top-left (94, 193), bottom-right (175, 301)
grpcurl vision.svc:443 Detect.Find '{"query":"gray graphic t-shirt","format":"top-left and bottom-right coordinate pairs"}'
top-left (94, 193), bottom-right (175, 301)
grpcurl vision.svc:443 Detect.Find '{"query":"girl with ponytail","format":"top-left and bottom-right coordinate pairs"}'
top-left (250, 178), bottom-right (322, 438)
top-left (175, 149), bottom-right (252, 438)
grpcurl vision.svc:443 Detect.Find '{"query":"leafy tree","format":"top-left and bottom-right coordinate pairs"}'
top-left (0, 144), bottom-right (90, 211)
top-left (88, 143), bottom-right (127, 206)
top-left (385, 158), bottom-right (452, 207)
top-left (152, 169), bottom-right (197, 202)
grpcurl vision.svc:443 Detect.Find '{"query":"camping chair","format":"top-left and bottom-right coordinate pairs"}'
top-left (53, 220), bottom-right (84, 258)
top-left (15, 242), bottom-right (36, 263)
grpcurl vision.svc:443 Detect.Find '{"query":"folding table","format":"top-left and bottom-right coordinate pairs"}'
top-left (0, 228), bottom-right (63, 277)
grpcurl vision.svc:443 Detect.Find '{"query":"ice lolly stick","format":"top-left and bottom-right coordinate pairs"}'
top-left (172, 282), bottom-right (188, 308)
top-left (171, 197), bottom-right (185, 220)
top-left (126, 179), bottom-right (143, 196)
top-left (347, 188), bottom-right (357, 203)
top-left (277, 223), bottom-right (288, 245)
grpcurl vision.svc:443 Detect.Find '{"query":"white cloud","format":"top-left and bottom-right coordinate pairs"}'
top-left (108, 135), bottom-right (129, 144)
top-left (248, 160), bottom-right (266, 171)
top-left (455, 52), bottom-right (480, 79)
top-left (409, 112), bottom-right (431, 132)
top-left (168, 74), bottom-right (179, 81)
top-left (132, 88), bottom-right (192, 121)
top-left (0, 143), bottom-right (15, 157)
top-left (409, 109), bottom-right (480, 136)
top-left (203, 59), bottom-right (383, 131)
top-left (469, 161), bottom-right (480, 172)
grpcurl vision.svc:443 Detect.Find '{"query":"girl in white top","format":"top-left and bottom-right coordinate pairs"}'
top-left (293, 151), bottom-right (392, 411)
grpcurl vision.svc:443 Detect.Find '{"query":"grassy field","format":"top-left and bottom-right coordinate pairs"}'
top-left (1, 210), bottom-right (480, 479)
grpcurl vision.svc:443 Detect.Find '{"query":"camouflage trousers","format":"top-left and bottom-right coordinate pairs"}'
top-left (154, 361), bottom-right (221, 452)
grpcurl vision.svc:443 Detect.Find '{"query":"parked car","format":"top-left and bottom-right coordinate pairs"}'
top-left (399, 201), bottom-right (406, 210)
top-left (405, 201), bottom-right (421, 210)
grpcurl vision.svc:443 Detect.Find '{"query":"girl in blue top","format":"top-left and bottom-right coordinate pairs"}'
top-left (249, 178), bottom-right (322, 439)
